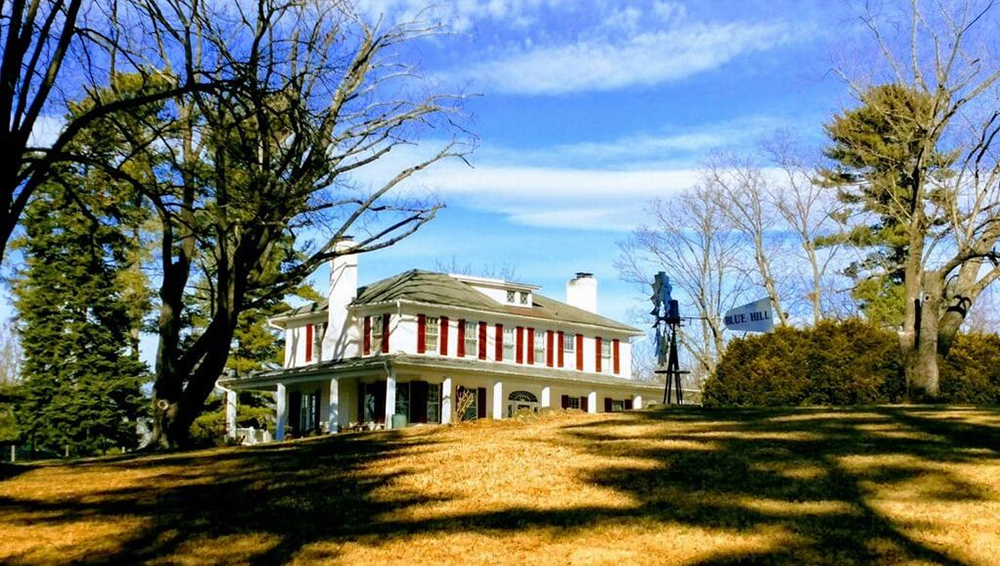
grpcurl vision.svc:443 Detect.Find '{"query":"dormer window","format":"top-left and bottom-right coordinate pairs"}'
top-left (507, 290), bottom-right (515, 303)
top-left (519, 291), bottom-right (528, 305)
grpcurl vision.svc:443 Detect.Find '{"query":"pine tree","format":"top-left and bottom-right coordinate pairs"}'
top-left (13, 177), bottom-right (150, 457)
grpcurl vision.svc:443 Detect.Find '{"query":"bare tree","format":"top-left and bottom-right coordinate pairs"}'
top-left (703, 152), bottom-right (791, 325)
top-left (618, 186), bottom-right (751, 377)
top-left (435, 255), bottom-right (519, 282)
top-left (78, 0), bottom-right (468, 447)
top-left (762, 131), bottom-right (847, 324)
top-left (0, 320), bottom-right (20, 385)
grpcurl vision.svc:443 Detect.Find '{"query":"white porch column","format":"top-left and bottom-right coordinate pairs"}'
top-left (588, 391), bottom-right (597, 414)
top-left (328, 378), bottom-right (340, 433)
top-left (541, 386), bottom-right (551, 409)
top-left (224, 387), bottom-right (238, 439)
top-left (385, 371), bottom-right (397, 428)
top-left (633, 395), bottom-right (643, 410)
top-left (276, 383), bottom-right (288, 440)
top-left (441, 377), bottom-right (453, 424)
top-left (493, 381), bottom-right (504, 419)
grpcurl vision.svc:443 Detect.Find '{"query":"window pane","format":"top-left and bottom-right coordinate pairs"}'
top-left (427, 384), bottom-right (440, 423)
top-left (426, 317), bottom-right (439, 351)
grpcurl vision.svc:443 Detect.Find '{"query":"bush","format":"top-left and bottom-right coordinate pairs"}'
top-left (940, 333), bottom-right (1000, 405)
top-left (704, 319), bottom-right (904, 407)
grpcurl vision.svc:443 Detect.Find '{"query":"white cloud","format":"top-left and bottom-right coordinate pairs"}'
top-left (348, 143), bottom-right (700, 231)
top-left (449, 21), bottom-right (798, 95)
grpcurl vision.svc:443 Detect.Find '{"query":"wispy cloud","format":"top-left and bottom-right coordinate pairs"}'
top-left (452, 22), bottom-right (799, 95)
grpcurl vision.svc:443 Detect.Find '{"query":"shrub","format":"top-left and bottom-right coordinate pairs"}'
top-left (940, 333), bottom-right (1000, 405)
top-left (704, 319), bottom-right (904, 407)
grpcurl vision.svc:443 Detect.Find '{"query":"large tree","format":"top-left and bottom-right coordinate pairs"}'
top-left (77, 0), bottom-right (466, 447)
top-left (12, 177), bottom-right (148, 457)
top-left (823, 1), bottom-right (1000, 398)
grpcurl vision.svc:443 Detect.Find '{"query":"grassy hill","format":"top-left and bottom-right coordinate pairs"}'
top-left (2, 406), bottom-right (999, 565)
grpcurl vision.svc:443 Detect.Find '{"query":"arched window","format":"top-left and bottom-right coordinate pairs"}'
top-left (508, 390), bottom-right (538, 403)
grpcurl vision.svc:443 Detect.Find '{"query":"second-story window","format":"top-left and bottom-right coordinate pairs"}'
top-left (464, 320), bottom-right (477, 356)
top-left (533, 330), bottom-right (545, 365)
top-left (425, 317), bottom-right (439, 352)
top-left (601, 338), bottom-right (612, 369)
top-left (372, 315), bottom-right (384, 353)
top-left (313, 323), bottom-right (324, 362)
top-left (564, 333), bottom-right (576, 361)
top-left (503, 326), bottom-right (515, 361)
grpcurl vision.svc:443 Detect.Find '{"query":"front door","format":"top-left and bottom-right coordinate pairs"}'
top-left (507, 390), bottom-right (539, 417)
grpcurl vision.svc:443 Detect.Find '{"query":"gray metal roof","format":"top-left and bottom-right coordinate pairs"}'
top-left (278, 270), bottom-right (640, 333)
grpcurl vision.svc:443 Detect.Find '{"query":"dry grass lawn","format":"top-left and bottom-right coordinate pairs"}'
top-left (2, 406), bottom-right (1000, 565)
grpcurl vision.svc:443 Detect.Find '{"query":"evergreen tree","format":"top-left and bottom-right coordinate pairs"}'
top-left (13, 178), bottom-right (149, 457)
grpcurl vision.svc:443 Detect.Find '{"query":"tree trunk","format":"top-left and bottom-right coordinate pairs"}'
top-left (909, 271), bottom-right (944, 400)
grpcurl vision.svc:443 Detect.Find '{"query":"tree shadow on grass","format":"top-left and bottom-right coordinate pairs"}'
top-left (559, 406), bottom-right (996, 564)
top-left (1, 407), bottom-right (997, 564)
top-left (0, 430), bottom-right (457, 565)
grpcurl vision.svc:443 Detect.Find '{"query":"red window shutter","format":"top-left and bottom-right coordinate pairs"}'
top-left (305, 324), bottom-right (313, 362)
top-left (546, 330), bottom-right (554, 367)
top-left (478, 322), bottom-right (487, 360)
top-left (613, 339), bottom-right (620, 374)
top-left (527, 328), bottom-right (535, 365)
top-left (604, 398), bottom-right (613, 412)
top-left (477, 387), bottom-right (487, 419)
top-left (381, 313), bottom-right (390, 353)
top-left (561, 394), bottom-right (569, 409)
top-left (516, 326), bottom-right (524, 364)
top-left (595, 336), bottom-right (603, 373)
top-left (417, 314), bottom-right (426, 354)
top-left (557, 331), bottom-right (565, 367)
top-left (580, 395), bottom-right (588, 413)
top-left (440, 316), bottom-right (449, 355)
top-left (495, 323), bottom-right (503, 361)
top-left (457, 319), bottom-right (466, 357)
top-left (576, 334), bottom-right (584, 370)
top-left (363, 316), bottom-right (371, 355)
top-left (624, 399), bottom-right (633, 410)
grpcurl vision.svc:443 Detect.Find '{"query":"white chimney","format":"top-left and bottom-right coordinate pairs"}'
top-left (567, 272), bottom-right (598, 314)
top-left (326, 238), bottom-right (358, 360)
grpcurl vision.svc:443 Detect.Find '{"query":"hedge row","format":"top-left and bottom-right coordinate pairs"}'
top-left (704, 319), bottom-right (1000, 407)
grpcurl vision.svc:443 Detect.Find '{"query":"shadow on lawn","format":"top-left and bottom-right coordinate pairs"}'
top-left (0, 430), bottom-right (453, 565)
top-left (561, 407), bottom-right (995, 564)
top-left (1, 407), bottom-right (997, 564)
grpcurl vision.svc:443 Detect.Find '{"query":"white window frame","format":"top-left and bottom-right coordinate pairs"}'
top-left (566, 396), bottom-right (581, 410)
top-left (425, 316), bottom-right (439, 353)
top-left (564, 333), bottom-right (576, 359)
top-left (533, 330), bottom-right (545, 365)
top-left (601, 338), bottom-right (612, 368)
top-left (503, 326), bottom-right (515, 361)
top-left (313, 323), bottom-right (323, 362)
top-left (464, 320), bottom-right (477, 356)
top-left (371, 315), bottom-right (384, 353)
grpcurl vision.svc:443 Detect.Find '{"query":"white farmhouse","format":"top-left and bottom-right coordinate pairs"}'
top-left (220, 240), bottom-right (662, 439)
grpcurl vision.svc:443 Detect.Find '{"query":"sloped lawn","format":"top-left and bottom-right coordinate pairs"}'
top-left (2, 406), bottom-right (999, 565)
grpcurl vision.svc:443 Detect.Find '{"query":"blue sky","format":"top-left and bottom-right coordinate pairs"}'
top-left (10, 0), bottom-right (881, 366)
top-left (331, 0), bottom-right (863, 326)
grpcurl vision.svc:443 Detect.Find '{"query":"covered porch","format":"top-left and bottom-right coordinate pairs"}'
top-left (219, 355), bottom-right (663, 441)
